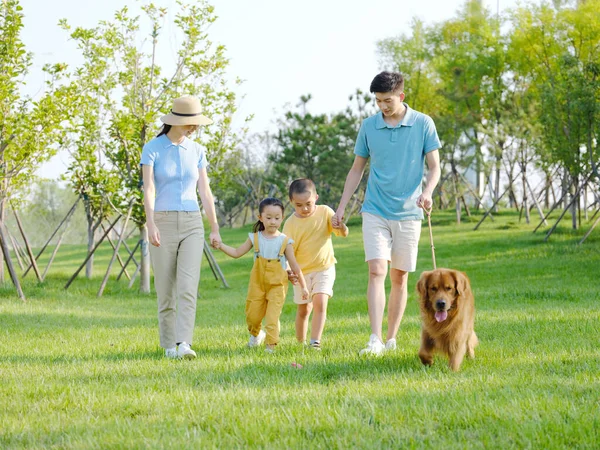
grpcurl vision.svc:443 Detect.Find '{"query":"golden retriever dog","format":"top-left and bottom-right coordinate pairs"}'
top-left (416, 268), bottom-right (478, 371)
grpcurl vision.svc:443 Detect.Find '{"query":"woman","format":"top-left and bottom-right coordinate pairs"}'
top-left (141, 96), bottom-right (221, 359)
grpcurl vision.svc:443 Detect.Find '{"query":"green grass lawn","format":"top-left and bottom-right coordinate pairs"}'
top-left (1, 210), bottom-right (599, 449)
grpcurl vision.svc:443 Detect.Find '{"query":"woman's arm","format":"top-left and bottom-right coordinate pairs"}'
top-left (142, 165), bottom-right (160, 247)
top-left (197, 167), bottom-right (221, 247)
top-left (215, 238), bottom-right (253, 259)
top-left (285, 244), bottom-right (309, 300)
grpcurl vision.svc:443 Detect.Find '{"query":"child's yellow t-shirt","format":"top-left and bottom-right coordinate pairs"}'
top-left (282, 205), bottom-right (341, 275)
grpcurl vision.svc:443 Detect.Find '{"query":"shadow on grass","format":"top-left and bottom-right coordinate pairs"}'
top-left (0, 311), bottom-right (153, 331)
top-left (0, 349), bottom-right (163, 366)
top-left (192, 355), bottom-right (425, 388)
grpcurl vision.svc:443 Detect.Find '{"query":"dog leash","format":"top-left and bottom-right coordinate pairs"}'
top-left (424, 206), bottom-right (437, 270)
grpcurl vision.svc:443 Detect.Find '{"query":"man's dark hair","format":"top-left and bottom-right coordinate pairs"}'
top-left (288, 178), bottom-right (317, 200)
top-left (370, 71), bottom-right (404, 94)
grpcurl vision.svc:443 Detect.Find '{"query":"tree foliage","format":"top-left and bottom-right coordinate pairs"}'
top-left (372, 0), bottom-right (599, 228)
top-left (0, 0), bottom-right (71, 204)
top-left (269, 93), bottom-right (373, 207)
top-left (59, 1), bottom-right (243, 289)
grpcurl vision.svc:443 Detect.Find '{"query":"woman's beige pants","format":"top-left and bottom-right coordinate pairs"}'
top-left (150, 211), bottom-right (204, 349)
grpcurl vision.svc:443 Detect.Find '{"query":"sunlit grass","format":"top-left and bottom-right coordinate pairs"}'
top-left (1, 209), bottom-right (599, 448)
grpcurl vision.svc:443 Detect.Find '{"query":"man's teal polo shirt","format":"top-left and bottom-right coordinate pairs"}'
top-left (354, 104), bottom-right (441, 221)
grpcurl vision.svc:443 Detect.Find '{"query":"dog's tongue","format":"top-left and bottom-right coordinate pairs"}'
top-left (435, 311), bottom-right (448, 322)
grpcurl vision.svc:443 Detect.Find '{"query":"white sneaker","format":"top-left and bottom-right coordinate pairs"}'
top-left (177, 342), bottom-right (196, 359)
top-left (248, 330), bottom-right (266, 348)
top-left (309, 341), bottom-right (321, 351)
top-left (165, 347), bottom-right (179, 359)
top-left (385, 338), bottom-right (397, 351)
top-left (359, 334), bottom-right (385, 356)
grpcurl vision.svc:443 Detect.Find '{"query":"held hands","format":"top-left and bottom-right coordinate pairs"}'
top-left (287, 269), bottom-right (299, 285)
top-left (287, 271), bottom-right (308, 298)
top-left (210, 231), bottom-right (222, 249)
top-left (332, 208), bottom-right (345, 229)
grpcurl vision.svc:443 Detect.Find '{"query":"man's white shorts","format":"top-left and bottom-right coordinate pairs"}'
top-left (293, 265), bottom-right (336, 304)
top-left (362, 212), bottom-right (421, 272)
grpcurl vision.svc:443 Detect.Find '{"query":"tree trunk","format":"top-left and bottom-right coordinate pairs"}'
top-left (544, 170), bottom-right (551, 209)
top-left (85, 201), bottom-right (94, 278)
top-left (242, 205), bottom-right (248, 227)
top-left (0, 224), bottom-right (25, 300)
top-left (571, 178), bottom-right (578, 230)
top-left (494, 156), bottom-right (501, 213)
top-left (455, 198), bottom-right (461, 225)
top-left (507, 164), bottom-right (518, 210)
top-left (0, 198), bottom-right (4, 284)
top-left (451, 162), bottom-right (460, 225)
top-left (562, 170), bottom-right (569, 210)
top-left (140, 225), bottom-right (151, 293)
top-left (522, 168), bottom-right (530, 224)
top-left (527, 178), bottom-right (547, 226)
top-left (583, 183), bottom-right (588, 221)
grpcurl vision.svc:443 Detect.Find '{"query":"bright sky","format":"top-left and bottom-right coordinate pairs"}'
top-left (20, 0), bottom-right (518, 179)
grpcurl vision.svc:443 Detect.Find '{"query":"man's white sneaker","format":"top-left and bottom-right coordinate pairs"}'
top-left (177, 342), bottom-right (196, 359)
top-left (359, 334), bottom-right (385, 356)
top-left (165, 347), bottom-right (179, 359)
top-left (385, 338), bottom-right (397, 351)
top-left (248, 330), bottom-right (266, 348)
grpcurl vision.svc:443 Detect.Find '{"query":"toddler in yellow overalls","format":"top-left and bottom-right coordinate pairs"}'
top-left (215, 198), bottom-right (309, 352)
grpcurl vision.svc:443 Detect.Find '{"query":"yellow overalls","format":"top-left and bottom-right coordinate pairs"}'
top-left (245, 232), bottom-right (289, 346)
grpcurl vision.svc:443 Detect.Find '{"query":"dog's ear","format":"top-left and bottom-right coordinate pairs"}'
top-left (454, 271), bottom-right (470, 297)
top-left (416, 271), bottom-right (430, 300)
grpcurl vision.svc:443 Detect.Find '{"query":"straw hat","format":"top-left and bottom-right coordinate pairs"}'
top-left (160, 96), bottom-right (213, 126)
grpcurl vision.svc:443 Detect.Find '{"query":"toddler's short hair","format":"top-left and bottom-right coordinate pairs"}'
top-left (289, 178), bottom-right (317, 199)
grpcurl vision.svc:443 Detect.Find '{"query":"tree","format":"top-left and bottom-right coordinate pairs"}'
top-left (61, 1), bottom-right (243, 292)
top-left (377, 2), bottom-right (508, 220)
top-left (211, 132), bottom-right (280, 227)
top-left (269, 93), bottom-right (372, 208)
top-left (0, 0), bottom-right (71, 287)
top-left (510, 0), bottom-right (600, 229)
top-left (61, 88), bottom-right (121, 278)
top-left (378, 18), bottom-right (442, 114)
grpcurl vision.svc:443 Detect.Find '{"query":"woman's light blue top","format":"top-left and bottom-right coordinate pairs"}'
top-left (140, 134), bottom-right (207, 211)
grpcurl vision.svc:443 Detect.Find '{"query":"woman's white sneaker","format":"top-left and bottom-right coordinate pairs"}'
top-left (165, 347), bottom-right (179, 359)
top-left (177, 342), bottom-right (196, 359)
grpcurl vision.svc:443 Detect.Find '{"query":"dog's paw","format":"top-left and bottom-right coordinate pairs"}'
top-left (419, 354), bottom-right (433, 366)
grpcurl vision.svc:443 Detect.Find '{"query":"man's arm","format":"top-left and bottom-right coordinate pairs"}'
top-left (333, 155), bottom-right (368, 227)
top-left (417, 150), bottom-right (441, 210)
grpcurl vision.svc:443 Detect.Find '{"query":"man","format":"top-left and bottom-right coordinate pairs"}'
top-left (332, 71), bottom-right (441, 355)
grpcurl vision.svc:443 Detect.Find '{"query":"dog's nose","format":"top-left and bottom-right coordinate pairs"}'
top-left (435, 300), bottom-right (446, 310)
